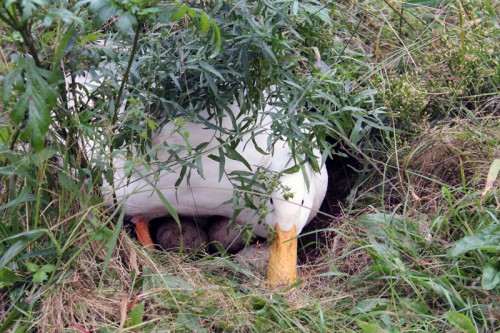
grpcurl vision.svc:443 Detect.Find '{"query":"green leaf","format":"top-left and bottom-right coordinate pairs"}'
top-left (14, 324), bottom-right (29, 333)
top-left (445, 311), bottom-right (477, 333)
top-left (26, 262), bottom-right (55, 283)
top-left (123, 160), bottom-right (134, 177)
top-left (2, 58), bottom-right (24, 104)
top-left (175, 312), bottom-right (204, 332)
top-left (0, 268), bottom-right (23, 288)
top-left (217, 146), bottom-right (225, 182)
top-left (116, 13), bottom-right (137, 34)
top-left (25, 98), bottom-right (50, 151)
top-left (59, 172), bottom-right (79, 194)
top-left (404, 0), bottom-right (453, 8)
top-left (282, 164), bottom-right (301, 175)
top-left (47, 8), bottom-right (84, 25)
top-left (292, 1), bottom-right (298, 15)
top-left (52, 24), bottom-right (77, 68)
top-left (2, 230), bottom-right (47, 243)
top-left (199, 61), bottom-right (224, 80)
top-left (355, 213), bottom-right (408, 240)
top-left (400, 298), bottom-right (430, 315)
top-left (154, 188), bottom-right (180, 225)
top-left (12, 93), bottom-right (28, 124)
top-left (224, 146), bottom-right (251, 171)
top-left (0, 194), bottom-right (37, 212)
top-left (18, 247), bottom-right (57, 261)
top-left (208, 22), bottom-right (222, 59)
top-left (145, 272), bottom-right (193, 290)
top-left (25, 262), bottom-right (39, 273)
top-left (174, 165), bottom-right (187, 187)
top-left (129, 302), bottom-right (145, 326)
top-left (357, 321), bottom-right (386, 333)
top-left (301, 4), bottom-right (333, 25)
top-left (94, 227), bottom-right (114, 242)
top-left (482, 258), bottom-right (500, 291)
top-left (99, 209), bottom-right (125, 288)
top-left (40, 264), bottom-right (56, 273)
top-left (90, 0), bottom-right (119, 23)
top-left (350, 118), bottom-right (363, 145)
top-left (350, 298), bottom-right (389, 315)
top-left (0, 240), bottom-right (30, 269)
top-left (199, 13), bottom-right (210, 34)
top-left (19, 0), bottom-right (47, 21)
top-left (260, 42), bottom-right (278, 64)
top-left (170, 6), bottom-right (187, 21)
top-left (10, 57), bottom-right (59, 152)
top-left (32, 270), bottom-right (48, 283)
top-left (448, 225), bottom-right (500, 257)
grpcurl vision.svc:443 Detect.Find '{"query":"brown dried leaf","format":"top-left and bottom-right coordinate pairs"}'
top-left (481, 159), bottom-right (500, 202)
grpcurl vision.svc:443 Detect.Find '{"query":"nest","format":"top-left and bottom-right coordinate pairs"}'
top-left (402, 120), bottom-right (499, 212)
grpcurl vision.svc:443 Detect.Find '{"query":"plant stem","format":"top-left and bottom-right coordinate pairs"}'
top-left (109, 20), bottom-right (142, 208)
top-left (113, 21), bottom-right (141, 126)
top-left (13, 3), bottom-right (43, 68)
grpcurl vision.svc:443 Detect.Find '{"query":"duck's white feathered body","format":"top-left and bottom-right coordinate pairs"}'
top-left (70, 64), bottom-right (325, 285)
top-left (106, 101), bottom-right (328, 237)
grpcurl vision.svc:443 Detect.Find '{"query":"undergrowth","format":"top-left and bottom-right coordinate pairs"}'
top-left (0, 0), bottom-right (498, 332)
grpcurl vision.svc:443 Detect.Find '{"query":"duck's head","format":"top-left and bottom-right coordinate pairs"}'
top-left (263, 162), bottom-right (328, 235)
top-left (264, 162), bottom-right (328, 287)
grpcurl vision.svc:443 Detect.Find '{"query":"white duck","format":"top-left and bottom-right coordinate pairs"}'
top-left (104, 100), bottom-right (328, 287)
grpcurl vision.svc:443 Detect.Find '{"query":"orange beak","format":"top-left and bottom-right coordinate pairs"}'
top-left (267, 225), bottom-right (297, 288)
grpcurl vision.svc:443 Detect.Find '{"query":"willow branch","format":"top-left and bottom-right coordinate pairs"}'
top-left (113, 21), bottom-right (141, 126)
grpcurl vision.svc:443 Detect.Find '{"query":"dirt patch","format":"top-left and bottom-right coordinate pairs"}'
top-left (402, 122), bottom-right (498, 212)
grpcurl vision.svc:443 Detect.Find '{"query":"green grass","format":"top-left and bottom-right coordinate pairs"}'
top-left (1, 0), bottom-right (499, 332)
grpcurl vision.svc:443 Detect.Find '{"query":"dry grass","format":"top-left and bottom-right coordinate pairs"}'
top-left (401, 116), bottom-right (500, 213)
top-left (35, 211), bottom-right (370, 332)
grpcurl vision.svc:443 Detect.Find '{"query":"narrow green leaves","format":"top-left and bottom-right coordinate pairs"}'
top-left (448, 224), bottom-right (500, 257)
top-left (168, 5), bottom-right (222, 58)
top-left (16, 0), bottom-right (49, 22)
top-left (170, 6), bottom-right (188, 21)
top-left (116, 13), bottom-right (138, 34)
top-left (199, 13), bottom-right (211, 34)
top-left (89, 0), bottom-right (156, 34)
top-left (218, 146), bottom-right (226, 181)
top-left (224, 146), bottom-right (252, 171)
top-left (3, 56), bottom-right (58, 151)
top-left (445, 311), bottom-right (477, 333)
top-left (0, 268), bottom-right (23, 288)
top-left (129, 302), bottom-right (145, 327)
top-left (89, 0), bottom-right (120, 23)
top-left (52, 24), bottom-right (77, 70)
top-left (356, 321), bottom-right (386, 333)
top-left (301, 3), bottom-right (333, 25)
top-left (99, 209), bottom-right (125, 288)
top-left (0, 231), bottom-right (44, 269)
top-left (403, 0), bottom-right (453, 8)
